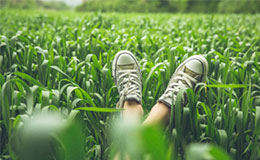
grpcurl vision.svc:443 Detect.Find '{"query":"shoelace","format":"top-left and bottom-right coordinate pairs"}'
top-left (161, 71), bottom-right (198, 102)
top-left (116, 70), bottom-right (141, 108)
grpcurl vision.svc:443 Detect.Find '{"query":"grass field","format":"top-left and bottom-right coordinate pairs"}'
top-left (0, 10), bottom-right (260, 160)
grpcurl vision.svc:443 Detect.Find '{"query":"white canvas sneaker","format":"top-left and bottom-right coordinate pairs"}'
top-left (112, 50), bottom-right (142, 108)
top-left (158, 55), bottom-right (208, 107)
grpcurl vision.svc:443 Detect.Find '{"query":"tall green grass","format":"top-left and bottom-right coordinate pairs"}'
top-left (0, 10), bottom-right (260, 159)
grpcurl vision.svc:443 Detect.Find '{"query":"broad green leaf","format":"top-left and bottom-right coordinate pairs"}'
top-left (255, 107), bottom-right (260, 132)
top-left (206, 84), bottom-right (247, 88)
top-left (14, 72), bottom-right (43, 87)
top-left (76, 107), bottom-right (122, 113)
top-left (51, 66), bottom-right (73, 81)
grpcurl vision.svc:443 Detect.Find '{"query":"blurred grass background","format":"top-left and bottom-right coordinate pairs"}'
top-left (0, 0), bottom-right (260, 13)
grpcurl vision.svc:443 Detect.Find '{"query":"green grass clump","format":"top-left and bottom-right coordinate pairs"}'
top-left (0, 10), bottom-right (260, 159)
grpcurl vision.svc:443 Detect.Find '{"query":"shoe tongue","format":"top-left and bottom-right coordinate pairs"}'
top-left (184, 66), bottom-right (201, 81)
top-left (119, 64), bottom-right (134, 70)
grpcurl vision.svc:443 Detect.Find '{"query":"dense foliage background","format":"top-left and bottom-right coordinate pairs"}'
top-left (0, 0), bottom-right (69, 10)
top-left (1, 0), bottom-right (260, 13)
top-left (76, 0), bottom-right (260, 13)
top-left (0, 10), bottom-right (260, 159)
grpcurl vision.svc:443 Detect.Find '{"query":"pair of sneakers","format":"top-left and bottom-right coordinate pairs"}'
top-left (112, 50), bottom-right (208, 108)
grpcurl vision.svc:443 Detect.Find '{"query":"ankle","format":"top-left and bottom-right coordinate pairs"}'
top-left (124, 100), bottom-right (140, 106)
top-left (122, 102), bottom-right (144, 122)
top-left (123, 102), bottom-right (144, 115)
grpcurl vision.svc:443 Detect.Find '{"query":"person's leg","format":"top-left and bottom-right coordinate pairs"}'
top-left (142, 102), bottom-right (170, 126)
top-left (112, 50), bottom-right (144, 123)
top-left (112, 51), bottom-right (144, 160)
top-left (122, 100), bottom-right (144, 123)
top-left (143, 55), bottom-right (209, 126)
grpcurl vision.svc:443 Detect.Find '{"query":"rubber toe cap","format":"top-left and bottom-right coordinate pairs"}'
top-left (185, 59), bottom-right (203, 74)
top-left (117, 54), bottom-right (135, 65)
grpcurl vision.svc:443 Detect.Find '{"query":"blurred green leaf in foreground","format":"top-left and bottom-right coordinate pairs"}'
top-left (10, 112), bottom-right (85, 160)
